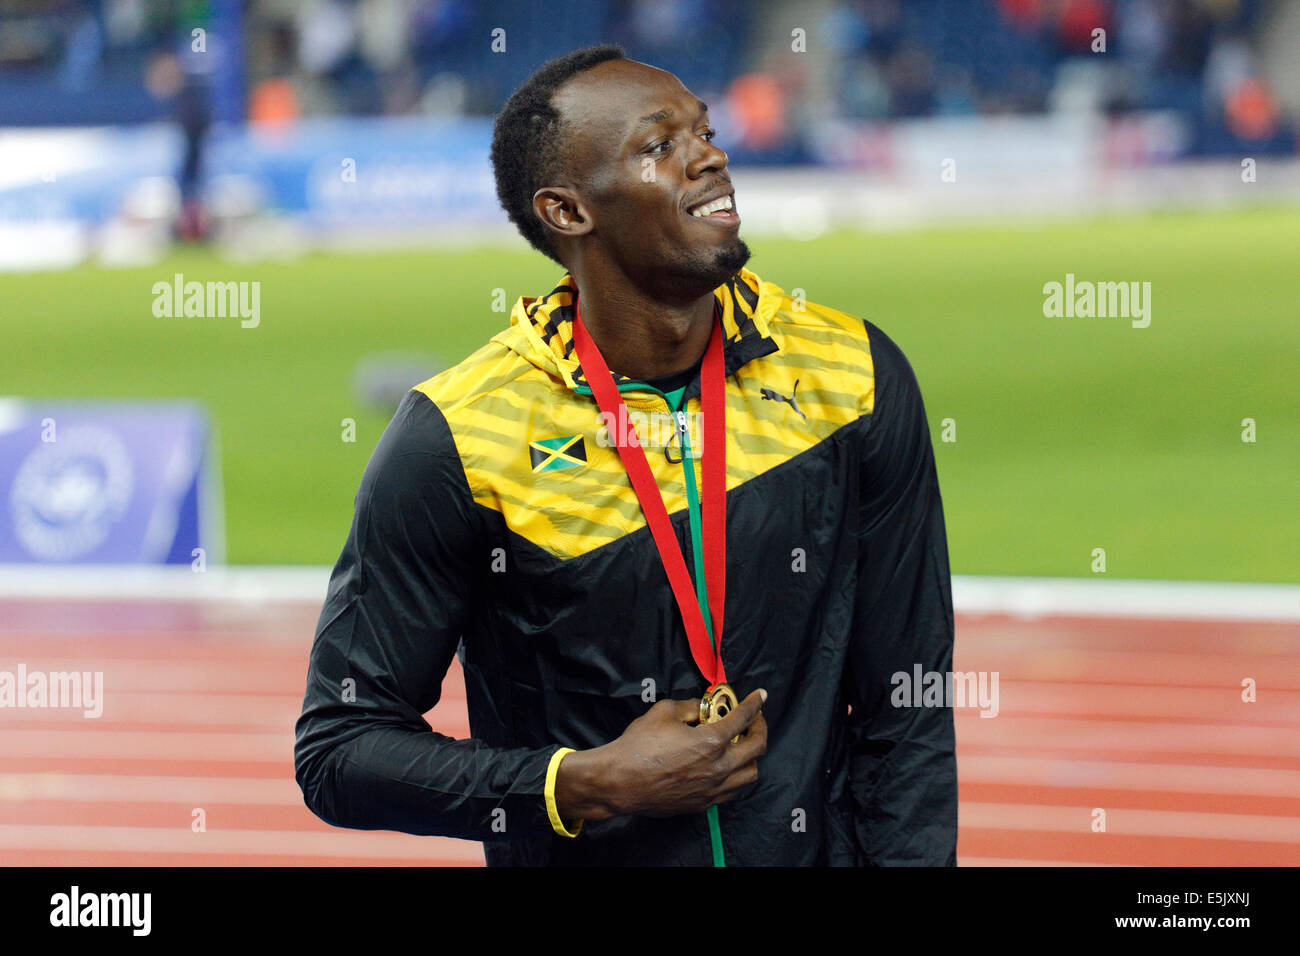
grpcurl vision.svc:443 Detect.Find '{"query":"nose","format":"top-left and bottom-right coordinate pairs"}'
top-left (686, 135), bottom-right (728, 181)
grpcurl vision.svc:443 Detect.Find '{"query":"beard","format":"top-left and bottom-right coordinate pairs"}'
top-left (656, 235), bottom-right (752, 303)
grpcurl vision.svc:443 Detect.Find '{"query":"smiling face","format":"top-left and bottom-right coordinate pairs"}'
top-left (538, 58), bottom-right (751, 301)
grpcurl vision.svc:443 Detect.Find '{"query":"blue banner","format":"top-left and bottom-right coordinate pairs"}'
top-left (0, 400), bottom-right (221, 565)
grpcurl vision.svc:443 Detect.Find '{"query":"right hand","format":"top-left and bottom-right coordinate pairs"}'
top-left (555, 689), bottom-right (768, 821)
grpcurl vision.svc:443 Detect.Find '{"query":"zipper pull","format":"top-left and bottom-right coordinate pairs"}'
top-left (675, 411), bottom-right (690, 450)
top-left (674, 410), bottom-right (693, 461)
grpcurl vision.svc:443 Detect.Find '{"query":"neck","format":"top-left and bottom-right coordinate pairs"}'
top-left (572, 269), bottom-right (716, 382)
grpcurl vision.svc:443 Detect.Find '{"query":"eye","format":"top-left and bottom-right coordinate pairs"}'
top-left (699, 127), bottom-right (717, 142)
top-left (649, 139), bottom-right (673, 155)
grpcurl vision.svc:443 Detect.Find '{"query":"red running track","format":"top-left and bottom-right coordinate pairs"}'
top-left (0, 597), bottom-right (1296, 866)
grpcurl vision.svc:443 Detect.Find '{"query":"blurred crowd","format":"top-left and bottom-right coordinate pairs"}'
top-left (0, 0), bottom-right (1292, 159)
top-left (818, 0), bottom-right (1289, 150)
top-left (240, 0), bottom-right (748, 120)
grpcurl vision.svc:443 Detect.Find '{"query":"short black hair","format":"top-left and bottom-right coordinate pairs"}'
top-left (490, 44), bottom-right (627, 266)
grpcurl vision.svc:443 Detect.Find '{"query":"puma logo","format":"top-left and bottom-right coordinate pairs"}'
top-left (760, 380), bottom-right (806, 420)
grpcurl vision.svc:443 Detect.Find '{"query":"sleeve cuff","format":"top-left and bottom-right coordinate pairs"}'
top-left (544, 747), bottom-right (583, 838)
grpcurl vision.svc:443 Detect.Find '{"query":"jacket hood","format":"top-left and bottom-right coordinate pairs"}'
top-left (493, 267), bottom-right (782, 399)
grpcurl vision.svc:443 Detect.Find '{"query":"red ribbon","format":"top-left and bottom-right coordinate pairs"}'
top-left (572, 293), bottom-right (728, 689)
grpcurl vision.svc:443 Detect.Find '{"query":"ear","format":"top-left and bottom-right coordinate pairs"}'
top-left (533, 186), bottom-right (592, 244)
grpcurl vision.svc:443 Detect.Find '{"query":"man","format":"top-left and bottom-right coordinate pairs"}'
top-left (294, 45), bottom-right (957, 866)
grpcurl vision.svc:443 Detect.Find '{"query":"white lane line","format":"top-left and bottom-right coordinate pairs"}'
top-left (958, 756), bottom-right (1300, 796)
top-left (955, 718), bottom-right (1300, 756)
top-left (0, 823), bottom-right (483, 861)
top-left (959, 857), bottom-right (1115, 867)
top-left (962, 802), bottom-right (1300, 842)
top-left (4, 756), bottom-right (1295, 808)
top-left (0, 773), bottom-right (302, 804)
top-left (954, 576), bottom-right (1300, 622)
top-left (2, 567), bottom-right (1298, 621)
top-left (0, 565), bottom-right (331, 604)
top-left (0, 729), bottom-right (293, 760)
top-left (0, 727), bottom-right (477, 760)
top-left (3, 716), bottom-right (1295, 760)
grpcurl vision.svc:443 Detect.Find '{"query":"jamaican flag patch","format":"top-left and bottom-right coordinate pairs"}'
top-left (529, 435), bottom-right (587, 473)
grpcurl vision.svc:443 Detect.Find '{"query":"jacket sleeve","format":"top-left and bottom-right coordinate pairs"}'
top-left (293, 388), bottom-right (563, 842)
top-left (842, 321), bottom-right (958, 865)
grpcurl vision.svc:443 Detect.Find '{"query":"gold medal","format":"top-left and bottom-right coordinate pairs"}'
top-left (700, 683), bottom-right (742, 743)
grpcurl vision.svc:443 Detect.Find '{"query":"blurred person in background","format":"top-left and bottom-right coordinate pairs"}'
top-left (145, 47), bottom-right (212, 241)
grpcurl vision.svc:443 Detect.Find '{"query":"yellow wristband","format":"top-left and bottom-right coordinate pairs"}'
top-left (545, 747), bottom-right (583, 838)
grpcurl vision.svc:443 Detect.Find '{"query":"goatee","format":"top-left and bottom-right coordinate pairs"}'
top-left (666, 237), bottom-right (752, 301)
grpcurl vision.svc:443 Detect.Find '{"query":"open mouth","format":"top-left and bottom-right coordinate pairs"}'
top-left (685, 192), bottom-right (740, 225)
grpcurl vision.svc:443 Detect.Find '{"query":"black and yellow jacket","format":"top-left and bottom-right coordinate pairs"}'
top-left (294, 266), bottom-right (957, 866)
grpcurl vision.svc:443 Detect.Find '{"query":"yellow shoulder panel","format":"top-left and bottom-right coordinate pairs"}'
top-left (413, 293), bottom-right (876, 561)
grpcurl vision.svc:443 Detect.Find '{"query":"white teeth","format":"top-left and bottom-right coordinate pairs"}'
top-left (690, 195), bottom-right (733, 217)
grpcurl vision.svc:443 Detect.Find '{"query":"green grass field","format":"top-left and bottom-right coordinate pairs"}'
top-left (2, 206), bottom-right (1295, 580)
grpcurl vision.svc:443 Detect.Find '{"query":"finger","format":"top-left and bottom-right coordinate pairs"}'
top-left (719, 712), bottom-right (767, 770)
top-left (741, 710), bottom-right (768, 748)
top-left (712, 758), bottom-right (760, 802)
top-left (666, 697), bottom-right (704, 725)
top-left (720, 707), bottom-right (766, 744)
top-left (711, 688), bottom-right (766, 738)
